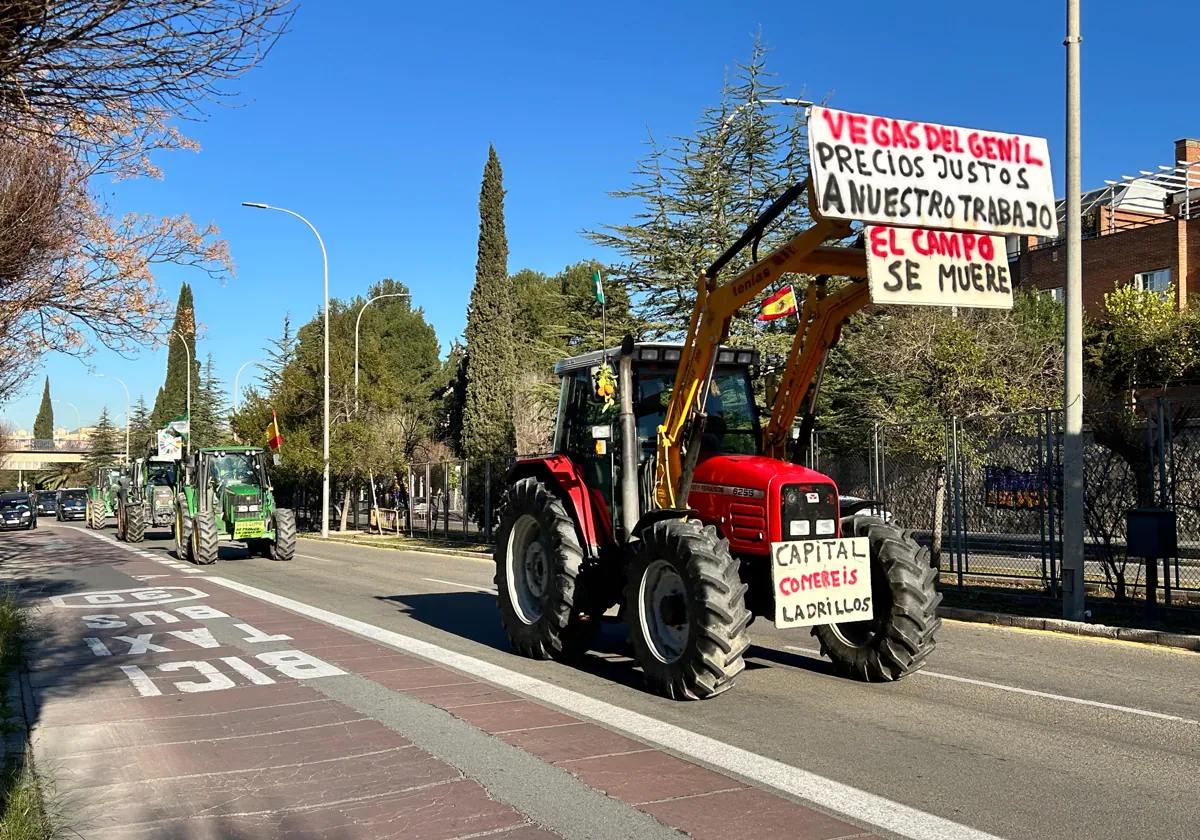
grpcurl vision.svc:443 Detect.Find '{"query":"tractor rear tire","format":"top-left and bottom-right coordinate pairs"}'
top-left (625, 519), bottom-right (751, 701)
top-left (191, 510), bottom-right (219, 565)
top-left (813, 516), bottom-right (941, 681)
top-left (270, 509), bottom-right (297, 561)
top-left (125, 504), bottom-right (146, 543)
top-left (494, 477), bottom-right (598, 661)
top-left (89, 498), bottom-right (105, 531)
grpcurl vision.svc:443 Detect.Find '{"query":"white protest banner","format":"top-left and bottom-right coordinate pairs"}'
top-left (771, 537), bottom-right (873, 629)
top-left (809, 106), bottom-right (1058, 238)
top-left (865, 225), bottom-right (1013, 309)
top-left (157, 429), bottom-right (182, 460)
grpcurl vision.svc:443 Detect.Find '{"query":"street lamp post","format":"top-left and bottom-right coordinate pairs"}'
top-left (355, 293), bottom-right (410, 413)
top-left (92, 373), bottom-right (131, 461)
top-left (243, 202), bottom-right (331, 538)
top-left (233, 359), bottom-right (262, 413)
top-left (53, 400), bottom-right (82, 439)
top-left (172, 329), bottom-right (193, 457)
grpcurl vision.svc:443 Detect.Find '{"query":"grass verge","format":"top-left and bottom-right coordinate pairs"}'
top-left (0, 592), bottom-right (60, 840)
top-left (300, 532), bottom-right (492, 556)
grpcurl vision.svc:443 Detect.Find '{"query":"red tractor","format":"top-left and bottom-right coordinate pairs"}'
top-left (494, 183), bottom-right (940, 700)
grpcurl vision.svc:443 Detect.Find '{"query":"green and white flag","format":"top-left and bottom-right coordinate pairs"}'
top-left (592, 270), bottom-right (605, 305)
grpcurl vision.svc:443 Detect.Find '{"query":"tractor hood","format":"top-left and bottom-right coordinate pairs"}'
top-left (224, 484), bottom-right (261, 497)
top-left (691, 454), bottom-right (837, 497)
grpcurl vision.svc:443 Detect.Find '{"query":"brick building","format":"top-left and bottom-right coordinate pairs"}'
top-left (1012, 138), bottom-right (1200, 316)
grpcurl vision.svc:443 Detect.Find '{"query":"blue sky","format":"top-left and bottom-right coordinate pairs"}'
top-left (5, 0), bottom-right (1199, 432)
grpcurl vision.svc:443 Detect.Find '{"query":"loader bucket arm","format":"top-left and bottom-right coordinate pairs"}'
top-left (653, 179), bottom-right (857, 510)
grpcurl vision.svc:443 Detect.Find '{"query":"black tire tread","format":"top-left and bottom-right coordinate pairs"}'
top-left (813, 517), bottom-right (940, 681)
top-left (125, 504), bottom-right (146, 543)
top-left (271, 509), bottom-right (297, 561)
top-left (625, 518), bottom-right (751, 701)
top-left (493, 477), bottom-right (597, 662)
top-left (192, 510), bottom-right (220, 565)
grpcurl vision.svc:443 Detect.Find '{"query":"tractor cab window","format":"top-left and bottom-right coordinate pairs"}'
top-left (634, 365), bottom-right (759, 457)
top-left (209, 453), bottom-right (262, 494)
top-left (562, 368), bottom-right (618, 461)
top-left (147, 463), bottom-right (175, 487)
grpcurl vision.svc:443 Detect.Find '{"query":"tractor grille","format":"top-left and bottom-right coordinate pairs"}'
top-left (780, 484), bottom-right (838, 541)
top-left (728, 503), bottom-right (767, 544)
top-left (228, 493), bottom-right (263, 520)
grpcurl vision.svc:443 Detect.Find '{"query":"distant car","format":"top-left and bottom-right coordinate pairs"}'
top-left (0, 492), bottom-right (36, 531)
top-left (34, 490), bottom-right (58, 516)
top-left (838, 495), bottom-right (893, 530)
top-left (56, 488), bottom-right (88, 521)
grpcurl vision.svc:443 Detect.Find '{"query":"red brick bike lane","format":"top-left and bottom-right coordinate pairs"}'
top-left (28, 526), bottom-right (883, 840)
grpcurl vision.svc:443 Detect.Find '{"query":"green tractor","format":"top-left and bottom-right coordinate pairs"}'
top-left (85, 467), bottom-right (121, 530)
top-left (116, 454), bottom-right (178, 543)
top-left (174, 446), bottom-right (296, 564)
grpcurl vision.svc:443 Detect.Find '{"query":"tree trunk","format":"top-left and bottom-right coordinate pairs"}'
top-left (930, 463), bottom-right (947, 569)
top-left (339, 485), bottom-right (351, 532)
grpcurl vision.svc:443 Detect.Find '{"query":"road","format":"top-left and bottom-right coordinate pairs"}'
top-left (42, 522), bottom-right (1200, 840)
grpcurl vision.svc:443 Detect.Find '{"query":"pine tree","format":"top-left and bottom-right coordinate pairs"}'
top-left (129, 395), bottom-right (153, 457)
top-left (84, 407), bottom-right (120, 472)
top-left (257, 313), bottom-right (296, 398)
top-left (192, 354), bottom-right (230, 448)
top-left (32, 376), bottom-right (54, 439)
top-left (151, 283), bottom-right (199, 429)
top-left (462, 144), bottom-right (516, 461)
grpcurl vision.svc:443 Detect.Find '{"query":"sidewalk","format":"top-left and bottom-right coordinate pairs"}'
top-left (15, 526), bottom-right (882, 840)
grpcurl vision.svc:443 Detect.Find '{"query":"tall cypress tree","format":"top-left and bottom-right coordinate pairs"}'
top-left (32, 376), bottom-right (54, 439)
top-left (151, 283), bottom-right (199, 430)
top-left (462, 145), bottom-right (516, 461)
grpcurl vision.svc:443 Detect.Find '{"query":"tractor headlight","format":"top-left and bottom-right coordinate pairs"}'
top-left (247, 505), bottom-right (260, 512)
top-left (237, 505), bottom-right (249, 513)
top-left (815, 519), bottom-right (836, 535)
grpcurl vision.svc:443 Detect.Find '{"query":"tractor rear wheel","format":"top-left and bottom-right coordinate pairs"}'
top-left (625, 519), bottom-right (751, 701)
top-left (89, 497), bottom-right (105, 531)
top-left (813, 516), bottom-right (940, 681)
top-left (125, 504), bottom-right (146, 543)
top-left (191, 510), bottom-right (219, 565)
top-left (270, 509), bottom-right (297, 561)
top-left (494, 477), bottom-right (598, 661)
top-left (174, 503), bottom-right (193, 561)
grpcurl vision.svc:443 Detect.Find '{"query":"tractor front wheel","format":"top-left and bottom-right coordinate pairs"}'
top-left (191, 510), bottom-right (219, 565)
top-left (625, 519), bottom-right (751, 701)
top-left (125, 504), bottom-right (146, 543)
top-left (174, 504), bottom-right (193, 562)
top-left (88, 497), bottom-right (105, 531)
top-left (270, 509), bottom-right (297, 561)
top-left (812, 516), bottom-right (941, 681)
top-left (495, 477), bottom-right (598, 661)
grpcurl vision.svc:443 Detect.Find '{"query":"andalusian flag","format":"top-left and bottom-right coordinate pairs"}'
top-left (264, 410), bottom-right (282, 451)
top-left (757, 285), bottom-right (798, 321)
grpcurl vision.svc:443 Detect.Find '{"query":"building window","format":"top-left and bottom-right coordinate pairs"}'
top-left (1135, 268), bottom-right (1171, 295)
top-left (1047, 287), bottom-right (1064, 303)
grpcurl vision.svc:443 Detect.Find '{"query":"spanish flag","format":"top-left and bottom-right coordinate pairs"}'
top-left (264, 410), bottom-right (282, 451)
top-left (757, 285), bottom-right (798, 321)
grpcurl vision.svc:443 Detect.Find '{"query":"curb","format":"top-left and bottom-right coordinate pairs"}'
top-left (298, 534), bottom-right (492, 561)
top-left (939, 606), bottom-right (1200, 652)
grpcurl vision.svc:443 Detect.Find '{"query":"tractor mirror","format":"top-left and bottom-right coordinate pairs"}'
top-left (591, 425), bottom-right (612, 440)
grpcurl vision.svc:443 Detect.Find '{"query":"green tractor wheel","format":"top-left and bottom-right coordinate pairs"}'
top-left (270, 509), bottom-right (296, 561)
top-left (89, 496), bottom-right (105, 530)
top-left (124, 504), bottom-right (146, 543)
top-left (174, 504), bottom-right (194, 562)
top-left (191, 510), bottom-right (220, 565)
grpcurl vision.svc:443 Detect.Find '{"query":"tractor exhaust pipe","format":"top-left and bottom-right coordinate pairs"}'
top-left (618, 335), bottom-right (640, 542)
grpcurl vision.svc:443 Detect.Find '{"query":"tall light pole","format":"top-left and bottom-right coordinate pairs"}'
top-left (243, 202), bottom-right (331, 538)
top-left (233, 359), bottom-right (262, 413)
top-left (92, 373), bottom-right (131, 461)
top-left (53, 400), bottom-right (82, 438)
top-left (1061, 0), bottom-right (1085, 621)
top-left (172, 329), bottom-right (193, 457)
top-left (355, 292), bottom-right (409, 412)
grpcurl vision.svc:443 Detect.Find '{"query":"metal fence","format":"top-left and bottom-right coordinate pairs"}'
top-left (812, 398), bottom-right (1200, 601)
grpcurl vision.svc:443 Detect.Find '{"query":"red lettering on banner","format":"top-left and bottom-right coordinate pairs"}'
top-left (1024, 142), bottom-right (1045, 166)
top-left (912, 230), bottom-right (931, 256)
top-left (869, 226), bottom-right (890, 258)
top-left (848, 115), bottom-right (868, 145)
top-left (821, 109), bottom-right (846, 141)
top-left (962, 233), bottom-right (977, 261)
top-left (848, 569), bottom-right (859, 585)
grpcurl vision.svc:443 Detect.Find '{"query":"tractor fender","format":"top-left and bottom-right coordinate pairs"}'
top-left (630, 508), bottom-right (699, 542)
top-left (505, 456), bottom-right (614, 558)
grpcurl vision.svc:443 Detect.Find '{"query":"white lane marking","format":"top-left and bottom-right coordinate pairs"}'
top-left (783, 645), bottom-right (1199, 726)
top-left (207, 576), bottom-right (1003, 840)
top-left (295, 553), bottom-right (334, 563)
top-left (422, 577), bottom-right (493, 593)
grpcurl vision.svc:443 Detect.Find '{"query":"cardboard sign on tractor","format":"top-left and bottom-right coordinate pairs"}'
top-left (865, 225), bottom-right (1013, 309)
top-left (809, 106), bottom-right (1058, 239)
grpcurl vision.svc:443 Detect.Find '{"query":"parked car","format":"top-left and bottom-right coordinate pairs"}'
top-left (34, 490), bottom-right (58, 517)
top-left (0, 492), bottom-right (36, 531)
top-left (56, 488), bottom-right (88, 521)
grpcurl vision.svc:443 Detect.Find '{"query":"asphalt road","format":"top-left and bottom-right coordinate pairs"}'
top-left (53, 522), bottom-right (1200, 840)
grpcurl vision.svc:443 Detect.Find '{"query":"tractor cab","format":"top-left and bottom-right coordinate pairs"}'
top-left (551, 341), bottom-right (839, 553)
top-left (192, 447), bottom-right (270, 537)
